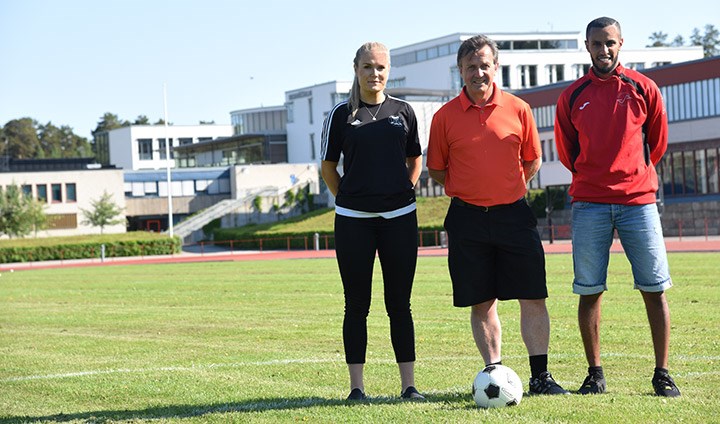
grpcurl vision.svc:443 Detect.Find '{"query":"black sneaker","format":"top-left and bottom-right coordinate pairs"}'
top-left (400, 386), bottom-right (426, 400)
top-left (528, 371), bottom-right (570, 395)
top-left (652, 371), bottom-right (681, 397)
top-left (346, 388), bottom-right (367, 400)
top-left (577, 374), bottom-right (606, 395)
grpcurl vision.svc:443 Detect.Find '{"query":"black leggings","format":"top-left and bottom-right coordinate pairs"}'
top-left (334, 211), bottom-right (418, 364)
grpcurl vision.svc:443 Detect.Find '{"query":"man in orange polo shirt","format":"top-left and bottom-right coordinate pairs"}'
top-left (427, 34), bottom-right (568, 395)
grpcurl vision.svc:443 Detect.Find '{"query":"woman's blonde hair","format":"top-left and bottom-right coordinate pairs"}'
top-left (348, 42), bottom-right (389, 117)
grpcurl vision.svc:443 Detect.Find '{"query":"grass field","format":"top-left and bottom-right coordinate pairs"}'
top-left (1, 253), bottom-right (719, 423)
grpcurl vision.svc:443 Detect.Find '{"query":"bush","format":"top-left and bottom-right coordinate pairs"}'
top-left (0, 233), bottom-right (181, 263)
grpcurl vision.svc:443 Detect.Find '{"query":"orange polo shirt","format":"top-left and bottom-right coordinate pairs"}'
top-left (427, 85), bottom-right (541, 207)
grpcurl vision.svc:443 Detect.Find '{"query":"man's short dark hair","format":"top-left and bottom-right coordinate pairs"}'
top-left (456, 35), bottom-right (499, 67)
top-left (586, 17), bottom-right (621, 40)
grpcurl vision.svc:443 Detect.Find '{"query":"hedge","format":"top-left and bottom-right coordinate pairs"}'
top-left (0, 237), bottom-right (182, 264)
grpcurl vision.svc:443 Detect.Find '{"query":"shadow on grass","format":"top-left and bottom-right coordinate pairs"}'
top-left (0, 392), bottom-right (472, 423)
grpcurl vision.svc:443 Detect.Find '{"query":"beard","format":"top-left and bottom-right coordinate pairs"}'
top-left (592, 55), bottom-right (619, 75)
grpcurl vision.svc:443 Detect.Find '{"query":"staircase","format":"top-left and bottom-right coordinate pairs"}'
top-left (170, 186), bottom-right (279, 241)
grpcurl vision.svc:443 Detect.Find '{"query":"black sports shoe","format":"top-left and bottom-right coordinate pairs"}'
top-left (528, 371), bottom-right (569, 395)
top-left (346, 388), bottom-right (367, 400)
top-left (400, 386), bottom-right (426, 400)
top-left (652, 371), bottom-right (681, 397)
top-left (577, 374), bottom-right (606, 395)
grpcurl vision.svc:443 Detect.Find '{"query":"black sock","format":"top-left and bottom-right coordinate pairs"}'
top-left (529, 354), bottom-right (548, 379)
top-left (588, 366), bottom-right (604, 379)
top-left (654, 367), bottom-right (669, 375)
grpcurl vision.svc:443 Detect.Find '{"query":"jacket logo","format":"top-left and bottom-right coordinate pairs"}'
top-left (389, 115), bottom-right (403, 127)
top-left (617, 93), bottom-right (633, 104)
top-left (579, 101), bottom-right (590, 110)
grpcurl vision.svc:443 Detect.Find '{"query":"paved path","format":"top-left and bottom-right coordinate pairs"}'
top-left (2, 237), bottom-right (719, 272)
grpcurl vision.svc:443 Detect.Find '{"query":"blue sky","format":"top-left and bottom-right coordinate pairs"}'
top-left (1, 0), bottom-right (717, 139)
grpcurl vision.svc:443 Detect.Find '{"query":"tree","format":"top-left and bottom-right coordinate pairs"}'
top-left (134, 115), bottom-right (150, 125)
top-left (251, 196), bottom-right (263, 222)
top-left (0, 184), bottom-right (34, 238)
top-left (690, 24), bottom-right (720, 57)
top-left (2, 118), bottom-right (40, 159)
top-left (37, 122), bottom-right (92, 158)
top-left (647, 31), bottom-right (669, 47)
top-left (80, 191), bottom-right (125, 234)
top-left (25, 197), bottom-right (48, 237)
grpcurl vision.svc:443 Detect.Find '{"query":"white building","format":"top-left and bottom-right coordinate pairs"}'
top-left (389, 32), bottom-right (703, 93)
top-left (98, 124), bottom-right (233, 170)
top-left (0, 159), bottom-right (126, 238)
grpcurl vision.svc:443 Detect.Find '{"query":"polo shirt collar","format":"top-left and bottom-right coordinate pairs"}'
top-left (459, 83), bottom-right (504, 111)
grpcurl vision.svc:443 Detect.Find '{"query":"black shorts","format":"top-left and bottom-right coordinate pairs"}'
top-left (444, 197), bottom-right (547, 307)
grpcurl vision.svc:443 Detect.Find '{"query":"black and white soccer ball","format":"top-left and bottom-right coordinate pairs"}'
top-left (472, 364), bottom-right (524, 408)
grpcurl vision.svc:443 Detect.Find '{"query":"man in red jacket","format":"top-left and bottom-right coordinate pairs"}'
top-left (555, 16), bottom-right (680, 397)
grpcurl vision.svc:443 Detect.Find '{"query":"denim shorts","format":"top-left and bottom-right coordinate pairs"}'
top-left (571, 201), bottom-right (672, 295)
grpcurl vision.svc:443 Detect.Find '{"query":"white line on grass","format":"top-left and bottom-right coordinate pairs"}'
top-left (4, 353), bottom-right (719, 383)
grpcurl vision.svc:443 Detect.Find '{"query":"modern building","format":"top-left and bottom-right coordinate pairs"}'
top-left (0, 158), bottom-right (126, 238)
top-left (513, 56), bottom-right (720, 236)
top-left (95, 124), bottom-right (233, 170)
top-left (389, 32), bottom-right (703, 94)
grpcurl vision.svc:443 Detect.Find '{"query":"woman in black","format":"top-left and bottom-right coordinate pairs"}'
top-left (320, 42), bottom-right (423, 401)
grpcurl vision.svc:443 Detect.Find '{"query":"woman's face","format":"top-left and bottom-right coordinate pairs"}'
top-left (354, 49), bottom-right (390, 97)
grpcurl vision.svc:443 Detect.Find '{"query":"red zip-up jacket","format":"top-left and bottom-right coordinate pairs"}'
top-left (554, 64), bottom-right (668, 205)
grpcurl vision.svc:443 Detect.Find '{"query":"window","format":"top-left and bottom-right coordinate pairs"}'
top-left (497, 41), bottom-right (511, 50)
top-left (21, 184), bottom-right (32, 197)
top-left (308, 97), bottom-right (313, 124)
top-left (286, 101), bottom-right (294, 123)
top-left (627, 62), bottom-right (645, 70)
top-left (501, 66), bottom-right (511, 88)
top-left (37, 184), bottom-right (48, 202)
top-left (547, 64), bottom-right (565, 83)
top-left (51, 183), bottom-right (62, 203)
top-left (158, 138), bottom-right (174, 160)
top-left (310, 133), bottom-right (316, 160)
top-left (514, 40), bottom-right (539, 50)
top-left (707, 148), bottom-right (719, 193)
top-left (138, 138), bottom-right (153, 160)
top-left (519, 65), bottom-right (537, 88)
top-left (179, 137), bottom-right (193, 146)
top-left (66, 183), bottom-right (76, 202)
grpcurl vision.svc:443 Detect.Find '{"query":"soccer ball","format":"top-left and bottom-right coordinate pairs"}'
top-left (472, 364), bottom-right (524, 408)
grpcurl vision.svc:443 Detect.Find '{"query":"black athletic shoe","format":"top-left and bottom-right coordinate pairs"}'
top-left (346, 388), bottom-right (367, 400)
top-left (400, 386), bottom-right (426, 400)
top-left (652, 371), bottom-right (681, 397)
top-left (528, 371), bottom-right (570, 395)
top-left (577, 374), bottom-right (607, 395)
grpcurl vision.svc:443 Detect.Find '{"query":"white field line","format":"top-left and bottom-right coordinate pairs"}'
top-left (4, 353), bottom-right (720, 383)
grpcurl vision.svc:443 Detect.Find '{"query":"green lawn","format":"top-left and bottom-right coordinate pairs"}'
top-left (1, 253), bottom-right (718, 423)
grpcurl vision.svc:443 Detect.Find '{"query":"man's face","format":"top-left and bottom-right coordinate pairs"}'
top-left (585, 24), bottom-right (623, 77)
top-left (460, 45), bottom-right (498, 104)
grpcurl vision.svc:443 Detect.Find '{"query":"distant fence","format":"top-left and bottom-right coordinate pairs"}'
top-left (193, 220), bottom-right (720, 253)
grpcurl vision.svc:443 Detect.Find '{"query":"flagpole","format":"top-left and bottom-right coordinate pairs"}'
top-left (163, 83), bottom-right (174, 237)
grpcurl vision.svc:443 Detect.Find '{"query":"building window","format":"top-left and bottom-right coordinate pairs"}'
top-left (138, 138), bottom-right (153, 160)
top-left (519, 65), bottom-right (537, 88)
top-left (66, 183), bottom-right (77, 202)
top-left (707, 148), bottom-right (719, 193)
top-left (547, 64), bottom-right (565, 83)
top-left (627, 62), bottom-right (645, 70)
top-left (37, 184), bottom-right (48, 202)
top-left (286, 102), bottom-right (294, 123)
top-left (179, 137), bottom-right (193, 146)
top-left (514, 40), bottom-right (539, 50)
top-left (21, 184), bottom-right (32, 197)
top-left (572, 64), bottom-right (591, 78)
top-left (501, 66), bottom-right (511, 88)
top-left (450, 66), bottom-right (462, 95)
top-left (308, 97), bottom-right (313, 124)
top-left (158, 138), bottom-right (174, 160)
top-left (310, 133), bottom-right (316, 160)
top-left (51, 183), bottom-right (62, 203)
